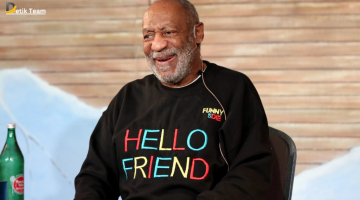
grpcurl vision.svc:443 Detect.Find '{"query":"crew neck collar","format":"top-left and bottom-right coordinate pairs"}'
top-left (155, 60), bottom-right (212, 97)
top-left (170, 65), bottom-right (207, 89)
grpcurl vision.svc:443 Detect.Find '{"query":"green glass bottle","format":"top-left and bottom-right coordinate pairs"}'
top-left (0, 124), bottom-right (24, 200)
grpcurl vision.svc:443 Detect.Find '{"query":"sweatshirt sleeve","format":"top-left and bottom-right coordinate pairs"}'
top-left (196, 76), bottom-right (273, 200)
top-left (74, 109), bottom-right (121, 200)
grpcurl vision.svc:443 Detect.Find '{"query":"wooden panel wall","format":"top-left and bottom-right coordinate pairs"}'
top-left (1, 0), bottom-right (360, 175)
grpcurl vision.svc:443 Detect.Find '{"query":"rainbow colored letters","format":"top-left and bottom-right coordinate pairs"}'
top-left (122, 129), bottom-right (209, 180)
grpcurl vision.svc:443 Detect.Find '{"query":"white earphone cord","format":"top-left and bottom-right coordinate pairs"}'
top-left (200, 62), bottom-right (229, 171)
top-left (193, 23), bottom-right (229, 170)
top-left (200, 63), bottom-right (227, 121)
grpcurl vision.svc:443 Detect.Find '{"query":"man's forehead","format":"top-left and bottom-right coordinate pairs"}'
top-left (143, 1), bottom-right (187, 29)
top-left (147, 0), bottom-right (184, 13)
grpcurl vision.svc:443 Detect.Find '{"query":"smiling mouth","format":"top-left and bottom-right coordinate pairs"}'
top-left (155, 55), bottom-right (175, 63)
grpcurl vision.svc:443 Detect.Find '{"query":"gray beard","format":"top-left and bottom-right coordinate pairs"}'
top-left (145, 42), bottom-right (194, 84)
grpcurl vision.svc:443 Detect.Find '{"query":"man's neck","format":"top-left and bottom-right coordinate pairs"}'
top-left (161, 59), bottom-right (206, 88)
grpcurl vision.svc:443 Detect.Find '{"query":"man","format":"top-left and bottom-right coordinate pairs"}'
top-left (74, 0), bottom-right (273, 199)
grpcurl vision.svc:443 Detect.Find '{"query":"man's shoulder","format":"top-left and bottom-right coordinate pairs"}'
top-left (205, 61), bottom-right (263, 111)
top-left (120, 73), bottom-right (156, 92)
top-left (205, 60), bottom-right (252, 85)
top-left (106, 74), bottom-right (156, 108)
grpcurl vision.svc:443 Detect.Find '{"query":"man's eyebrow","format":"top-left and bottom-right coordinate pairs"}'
top-left (143, 23), bottom-right (176, 33)
top-left (143, 28), bottom-right (154, 33)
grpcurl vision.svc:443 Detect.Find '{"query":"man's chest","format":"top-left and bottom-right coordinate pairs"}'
top-left (112, 95), bottom-right (226, 181)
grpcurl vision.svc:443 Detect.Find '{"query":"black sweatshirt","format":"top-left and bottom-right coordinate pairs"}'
top-left (74, 61), bottom-right (273, 200)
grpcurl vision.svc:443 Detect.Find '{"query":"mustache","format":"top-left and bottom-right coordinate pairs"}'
top-left (149, 48), bottom-right (179, 60)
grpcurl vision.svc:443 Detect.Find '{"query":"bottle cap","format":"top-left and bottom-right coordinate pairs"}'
top-left (7, 123), bottom-right (16, 129)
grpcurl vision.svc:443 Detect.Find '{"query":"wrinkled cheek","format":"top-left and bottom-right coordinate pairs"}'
top-left (143, 43), bottom-right (151, 56)
top-left (144, 46), bottom-right (155, 65)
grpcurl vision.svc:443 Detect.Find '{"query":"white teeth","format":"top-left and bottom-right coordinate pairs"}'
top-left (157, 55), bottom-right (173, 61)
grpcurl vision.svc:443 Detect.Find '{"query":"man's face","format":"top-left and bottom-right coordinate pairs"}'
top-left (143, 1), bottom-right (195, 84)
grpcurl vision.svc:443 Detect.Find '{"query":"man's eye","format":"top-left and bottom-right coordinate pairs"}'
top-left (144, 35), bottom-right (151, 39)
top-left (165, 31), bottom-right (173, 35)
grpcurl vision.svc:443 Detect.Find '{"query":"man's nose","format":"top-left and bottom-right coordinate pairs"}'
top-left (151, 34), bottom-right (168, 52)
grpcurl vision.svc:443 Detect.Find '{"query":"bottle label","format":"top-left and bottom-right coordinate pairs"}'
top-left (10, 174), bottom-right (24, 194)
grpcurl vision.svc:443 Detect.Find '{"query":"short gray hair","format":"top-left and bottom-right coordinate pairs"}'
top-left (153, 0), bottom-right (200, 28)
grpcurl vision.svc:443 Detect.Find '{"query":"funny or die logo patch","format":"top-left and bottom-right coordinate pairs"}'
top-left (202, 108), bottom-right (224, 122)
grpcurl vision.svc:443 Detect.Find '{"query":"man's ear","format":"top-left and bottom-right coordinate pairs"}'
top-left (195, 22), bottom-right (204, 44)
